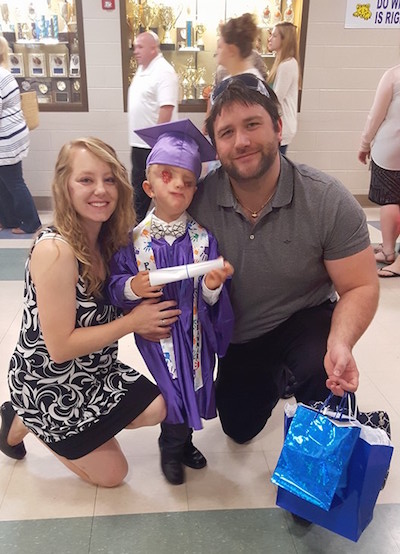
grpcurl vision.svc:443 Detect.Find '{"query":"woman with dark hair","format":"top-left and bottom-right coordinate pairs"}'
top-left (202, 13), bottom-right (266, 154)
top-left (215, 13), bottom-right (264, 80)
top-left (0, 137), bottom-right (181, 487)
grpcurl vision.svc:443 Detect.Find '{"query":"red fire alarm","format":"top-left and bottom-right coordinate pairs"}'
top-left (102, 0), bottom-right (115, 9)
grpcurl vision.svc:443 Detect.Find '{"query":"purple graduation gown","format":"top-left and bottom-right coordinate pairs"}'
top-left (107, 226), bottom-right (234, 430)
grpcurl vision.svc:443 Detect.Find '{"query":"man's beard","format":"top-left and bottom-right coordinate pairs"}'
top-left (221, 143), bottom-right (278, 182)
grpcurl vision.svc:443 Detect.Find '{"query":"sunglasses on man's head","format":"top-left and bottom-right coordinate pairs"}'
top-left (210, 73), bottom-right (271, 105)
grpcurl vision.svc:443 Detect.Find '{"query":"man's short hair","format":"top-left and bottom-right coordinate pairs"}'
top-left (206, 74), bottom-right (282, 145)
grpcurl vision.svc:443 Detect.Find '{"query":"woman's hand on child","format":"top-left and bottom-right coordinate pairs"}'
top-left (204, 259), bottom-right (234, 290)
top-left (131, 270), bottom-right (165, 298)
top-left (127, 298), bottom-right (181, 341)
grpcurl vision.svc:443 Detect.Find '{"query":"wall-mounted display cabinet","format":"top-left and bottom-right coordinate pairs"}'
top-left (120, 0), bottom-right (309, 112)
top-left (2, 0), bottom-right (88, 111)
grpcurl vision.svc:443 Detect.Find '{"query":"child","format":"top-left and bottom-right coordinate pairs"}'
top-left (108, 119), bottom-right (234, 485)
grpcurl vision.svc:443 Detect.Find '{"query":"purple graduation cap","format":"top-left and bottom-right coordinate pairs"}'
top-left (135, 119), bottom-right (216, 179)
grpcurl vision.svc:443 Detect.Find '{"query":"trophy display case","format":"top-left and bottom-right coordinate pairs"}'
top-left (3, 0), bottom-right (87, 111)
top-left (120, 0), bottom-right (309, 112)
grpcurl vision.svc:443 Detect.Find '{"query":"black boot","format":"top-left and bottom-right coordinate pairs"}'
top-left (158, 422), bottom-right (189, 485)
top-left (281, 366), bottom-right (297, 399)
top-left (182, 429), bottom-right (207, 469)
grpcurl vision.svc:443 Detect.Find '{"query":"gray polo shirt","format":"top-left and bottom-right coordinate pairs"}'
top-left (189, 157), bottom-right (370, 343)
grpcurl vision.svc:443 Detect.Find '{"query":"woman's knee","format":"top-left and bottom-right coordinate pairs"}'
top-left (151, 394), bottom-right (167, 423)
top-left (129, 394), bottom-right (166, 429)
top-left (146, 394), bottom-right (167, 425)
top-left (95, 461), bottom-right (128, 488)
top-left (64, 440), bottom-right (129, 487)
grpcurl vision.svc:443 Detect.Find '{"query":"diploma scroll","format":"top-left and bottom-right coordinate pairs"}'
top-left (149, 258), bottom-right (224, 286)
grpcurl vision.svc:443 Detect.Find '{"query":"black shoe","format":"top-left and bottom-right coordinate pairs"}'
top-left (281, 367), bottom-right (297, 399)
top-left (291, 513), bottom-right (312, 527)
top-left (160, 450), bottom-right (184, 485)
top-left (158, 422), bottom-right (188, 484)
top-left (182, 441), bottom-right (207, 469)
top-left (0, 402), bottom-right (26, 460)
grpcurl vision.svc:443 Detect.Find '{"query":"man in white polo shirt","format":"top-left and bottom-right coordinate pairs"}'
top-left (128, 31), bottom-right (179, 222)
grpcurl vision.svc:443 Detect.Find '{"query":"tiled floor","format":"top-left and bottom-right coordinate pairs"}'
top-left (0, 209), bottom-right (399, 553)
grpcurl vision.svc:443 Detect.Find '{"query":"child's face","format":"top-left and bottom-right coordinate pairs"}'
top-left (143, 164), bottom-right (197, 222)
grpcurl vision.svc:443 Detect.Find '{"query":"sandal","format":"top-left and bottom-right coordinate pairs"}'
top-left (378, 267), bottom-right (400, 278)
top-left (374, 249), bottom-right (395, 264)
top-left (0, 402), bottom-right (26, 460)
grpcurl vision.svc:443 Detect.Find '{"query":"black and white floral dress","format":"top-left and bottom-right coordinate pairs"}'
top-left (8, 229), bottom-right (159, 459)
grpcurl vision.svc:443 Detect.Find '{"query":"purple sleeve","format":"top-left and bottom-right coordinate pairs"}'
top-left (107, 240), bottom-right (140, 310)
top-left (198, 232), bottom-right (234, 357)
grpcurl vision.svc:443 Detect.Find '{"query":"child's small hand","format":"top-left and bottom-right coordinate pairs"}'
top-left (131, 270), bottom-right (165, 298)
top-left (204, 259), bottom-right (234, 290)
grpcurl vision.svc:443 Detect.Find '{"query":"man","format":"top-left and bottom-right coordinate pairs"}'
top-left (128, 31), bottom-right (178, 222)
top-left (189, 74), bottom-right (379, 444)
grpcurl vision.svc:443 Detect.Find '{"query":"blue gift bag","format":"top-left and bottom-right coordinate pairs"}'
top-left (271, 404), bottom-right (360, 510)
top-left (276, 433), bottom-right (393, 541)
top-left (275, 398), bottom-right (393, 541)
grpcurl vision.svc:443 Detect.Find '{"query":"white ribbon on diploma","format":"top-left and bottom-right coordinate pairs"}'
top-left (149, 257), bottom-right (224, 286)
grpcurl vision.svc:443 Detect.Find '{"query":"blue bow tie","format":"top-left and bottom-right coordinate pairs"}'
top-left (150, 220), bottom-right (186, 239)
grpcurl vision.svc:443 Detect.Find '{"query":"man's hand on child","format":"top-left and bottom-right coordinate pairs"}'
top-left (204, 259), bottom-right (234, 290)
top-left (131, 271), bottom-right (165, 298)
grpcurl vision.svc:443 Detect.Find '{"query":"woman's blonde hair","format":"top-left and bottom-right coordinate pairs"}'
top-left (0, 36), bottom-right (11, 70)
top-left (268, 22), bottom-right (300, 85)
top-left (52, 137), bottom-right (135, 297)
top-left (219, 13), bottom-right (258, 60)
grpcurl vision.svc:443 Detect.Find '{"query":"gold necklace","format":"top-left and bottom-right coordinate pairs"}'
top-left (234, 190), bottom-right (275, 219)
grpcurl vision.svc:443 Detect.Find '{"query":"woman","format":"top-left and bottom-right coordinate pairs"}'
top-left (358, 64), bottom-right (400, 276)
top-left (215, 13), bottom-right (264, 81)
top-left (267, 21), bottom-right (300, 154)
top-left (202, 13), bottom-right (264, 156)
top-left (214, 50), bottom-right (267, 88)
top-left (0, 36), bottom-right (41, 234)
top-left (0, 137), bottom-right (181, 487)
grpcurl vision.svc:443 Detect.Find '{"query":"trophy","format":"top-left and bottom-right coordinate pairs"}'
top-left (9, 53), bottom-right (24, 77)
top-left (49, 53), bottom-right (68, 77)
top-left (69, 53), bottom-right (80, 77)
top-left (126, 0), bottom-right (141, 43)
top-left (284, 0), bottom-right (295, 23)
top-left (195, 67), bottom-right (206, 99)
top-left (28, 53), bottom-right (47, 78)
top-left (128, 55), bottom-right (138, 84)
top-left (60, 0), bottom-right (70, 32)
top-left (179, 57), bottom-right (197, 101)
top-left (181, 76), bottom-right (190, 101)
top-left (195, 23), bottom-right (206, 49)
top-left (158, 4), bottom-right (180, 45)
top-left (262, 3), bottom-right (272, 26)
top-left (67, 0), bottom-right (77, 33)
top-left (36, 79), bottom-right (52, 103)
top-left (0, 4), bottom-right (10, 30)
top-left (272, 0), bottom-right (282, 24)
top-left (140, 0), bottom-right (156, 31)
